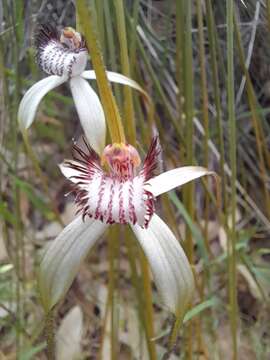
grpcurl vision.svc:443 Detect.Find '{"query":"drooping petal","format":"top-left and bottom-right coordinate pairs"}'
top-left (69, 76), bottom-right (106, 155)
top-left (131, 214), bottom-right (194, 315)
top-left (145, 166), bottom-right (215, 197)
top-left (18, 75), bottom-right (67, 130)
top-left (38, 216), bottom-right (107, 312)
top-left (81, 70), bottom-right (149, 99)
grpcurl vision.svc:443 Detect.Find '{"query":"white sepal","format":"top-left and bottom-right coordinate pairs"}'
top-left (70, 76), bottom-right (106, 155)
top-left (146, 166), bottom-right (215, 197)
top-left (18, 75), bottom-right (66, 130)
top-left (81, 70), bottom-right (148, 99)
top-left (38, 216), bottom-right (107, 312)
top-left (131, 214), bottom-right (194, 315)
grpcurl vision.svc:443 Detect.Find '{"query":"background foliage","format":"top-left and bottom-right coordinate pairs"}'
top-left (0, 0), bottom-right (270, 359)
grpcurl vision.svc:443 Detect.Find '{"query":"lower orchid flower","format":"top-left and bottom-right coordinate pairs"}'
top-left (18, 25), bottom-right (147, 154)
top-left (39, 137), bottom-right (214, 315)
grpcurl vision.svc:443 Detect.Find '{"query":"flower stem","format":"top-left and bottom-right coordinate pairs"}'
top-left (45, 309), bottom-right (55, 359)
top-left (76, 0), bottom-right (125, 144)
top-left (114, 0), bottom-right (136, 145)
top-left (205, 0), bottom-right (227, 210)
top-left (227, 0), bottom-right (238, 358)
top-left (161, 314), bottom-right (184, 360)
top-left (180, 1), bottom-right (194, 358)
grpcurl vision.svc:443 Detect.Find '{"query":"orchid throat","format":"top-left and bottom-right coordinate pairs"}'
top-left (62, 138), bottom-right (161, 228)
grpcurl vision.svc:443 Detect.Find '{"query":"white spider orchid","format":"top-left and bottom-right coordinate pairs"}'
top-left (17, 25), bottom-right (145, 154)
top-left (39, 137), bottom-right (214, 315)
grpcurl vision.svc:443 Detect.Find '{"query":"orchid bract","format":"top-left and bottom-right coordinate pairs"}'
top-left (39, 137), bottom-right (215, 315)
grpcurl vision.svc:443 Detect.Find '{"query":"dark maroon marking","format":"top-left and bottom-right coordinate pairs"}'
top-left (95, 175), bottom-right (106, 219)
top-left (106, 179), bottom-right (116, 224)
top-left (35, 24), bottom-right (87, 74)
top-left (141, 136), bottom-right (161, 181)
top-left (143, 190), bottom-right (155, 228)
top-left (118, 182), bottom-right (126, 224)
top-left (35, 24), bottom-right (58, 50)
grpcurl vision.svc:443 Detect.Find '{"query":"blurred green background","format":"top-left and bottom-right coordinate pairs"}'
top-left (0, 0), bottom-right (270, 359)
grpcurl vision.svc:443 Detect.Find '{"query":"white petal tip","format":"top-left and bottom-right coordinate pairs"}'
top-left (131, 214), bottom-right (195, 315)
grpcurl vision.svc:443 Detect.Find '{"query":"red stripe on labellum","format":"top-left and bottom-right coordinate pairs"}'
top-left (107, 179), bottom-right (116, 225)
top-left (118, 182), bottom-right (125, 224)
top-left (63, 138), bottom-right (158, 228)
top-left (95, 175), bottom-right (106, 220)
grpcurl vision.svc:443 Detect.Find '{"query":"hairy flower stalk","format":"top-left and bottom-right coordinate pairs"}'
top-left (39, 138), bottom-right (215, 315)
top-left (18, 25), bottom-right (146, 154)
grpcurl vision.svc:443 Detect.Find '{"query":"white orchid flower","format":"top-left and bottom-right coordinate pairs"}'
top-left (39, 137), bottom-right (215, 315)
top-left (17, 25), bottom-right (146, 154)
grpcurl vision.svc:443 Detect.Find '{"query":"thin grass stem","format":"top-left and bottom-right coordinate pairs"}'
top-left (114, 0), bottom-right (136, 145)
top-left (76, 0), bottom-right (125, 144)
top-left (205, 0), bottom-right (227, 210)
top-left (226, 1), bottom-right (238, 358)
top-left (234, 18), bottom-right (270, 219)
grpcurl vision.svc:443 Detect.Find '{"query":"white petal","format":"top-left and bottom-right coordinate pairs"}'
top-left (18, 75), bottom-right (67, 130)
top-left (131, 214), bottom-right (194, 315)
top-left (81, 70), bottom-right (148, 99)
top-left (146, 166), bottom-right (215, 197)
top-left (39, 216), bottom-right (107, 311)
top-left (59, 161), bottom-right (82, 183)
top-left (70, 76), bottom-right (106, 155)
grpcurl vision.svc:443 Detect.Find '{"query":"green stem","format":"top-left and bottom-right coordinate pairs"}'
top-left (182, 3), bottom-right (195, 358)
top-left (175, 0), bottom-right (184, 137)
top-left (234, 18), bottom-right (270, 218)
top-left (114, 0), bottom-right (136, 145)
top-left (45, 309), bottom-right (55, 360)
top-left (205, 0), bottom-right (227, 210)
top-left (103, 2), bottom-right (122, 104)
top-left (183, 0), bottom-right (194, 262)
top-left (11, 1), bottom-right (23, 353)
top-left (108, 227), bottom-right (119, 360)
top-left (227, 1), bottom-right (238, 358)
top-left (266, 0), bottom-right (270, 32)
top-left (161, 315), bottom-right (184, 360)
top-left (76, 0), bottom-right (125, 144)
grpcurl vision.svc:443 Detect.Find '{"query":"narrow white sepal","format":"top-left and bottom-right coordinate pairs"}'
top-left (39, 216), bottom-right (107, 311)
top-left (18, 75), bottom-right (67, 130)
top-left (70, 76), bottom-right (106, 155)
top-left (146, 166), bottom-right (215, 197)
top-left (131, 214), bottom-right (194, 315)
top-left (81, 70), bottom-right (148, 98)
top-left (59, 161), bottom-right (82, 183)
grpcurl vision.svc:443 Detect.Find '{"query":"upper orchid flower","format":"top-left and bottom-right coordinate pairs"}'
top-left (39, 137), bottom-right (215, 315)
top-left (18, 25), bottom-right (146, 154)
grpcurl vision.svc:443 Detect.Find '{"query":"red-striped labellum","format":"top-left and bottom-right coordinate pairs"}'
top-left (62, 138), bottom-right (161, 228)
